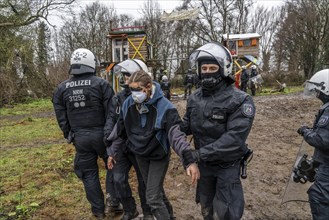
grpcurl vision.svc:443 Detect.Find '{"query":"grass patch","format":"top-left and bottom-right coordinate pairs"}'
top-left (254, 85), bottom-right (304, 96)
top-left (0, 99), bottom-right (53, 116)
top-left (0, 117), bottom-right (62, 146)
top-left (0, 98), bottom-right (116, 219)
top-left (0, 143), bottom-right (108, 219)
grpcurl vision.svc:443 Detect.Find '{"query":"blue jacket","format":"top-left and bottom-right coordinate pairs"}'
top-left (107, 82), bottom-right (191, 160)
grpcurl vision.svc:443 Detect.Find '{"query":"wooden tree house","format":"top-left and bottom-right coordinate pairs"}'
top-left (222, 33), bottom-right (262, 87)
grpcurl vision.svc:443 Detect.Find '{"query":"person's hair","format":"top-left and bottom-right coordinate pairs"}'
top-left (128, 70), bottom-right (152, 87)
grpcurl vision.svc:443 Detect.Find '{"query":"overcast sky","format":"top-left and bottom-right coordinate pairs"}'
top-left (48, 0), bottom-right (286, 28)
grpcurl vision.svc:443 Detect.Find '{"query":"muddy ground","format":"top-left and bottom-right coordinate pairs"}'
top-left (159, 92), bottom-right (320, 220)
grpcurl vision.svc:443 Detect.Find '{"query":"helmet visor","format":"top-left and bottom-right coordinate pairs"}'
top-left (189, 43), bottom-right (230, 69)
top-left (113, 60), bottom-right (142, 76)
top-left (303, 81), bottom-right (321, 97)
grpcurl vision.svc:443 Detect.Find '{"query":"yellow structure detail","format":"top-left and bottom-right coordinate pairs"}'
top-left (128, 36), bottom-right (146, 61)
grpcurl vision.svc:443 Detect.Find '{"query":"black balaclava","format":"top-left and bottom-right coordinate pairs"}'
top-left (119, 72), bottom-right (131, 89)
top-left (199, 59), bottom-right (224, 96)
top-left (317, 91), bottom-right (329, 104)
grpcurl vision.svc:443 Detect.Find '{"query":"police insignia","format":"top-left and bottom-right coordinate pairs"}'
top-left (242, 104), bottom-right (254, 117)
top-left (317, 115), bottom-right (329, 127)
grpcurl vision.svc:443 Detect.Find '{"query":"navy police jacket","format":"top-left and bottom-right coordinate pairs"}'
top-left (181, 82), bottom-right (256, 164)
top-left (53, 73), bottom-right (114, 138)
top-left (304, 102), bottom-right (329, 165)
top-left (107, 82), bottom-right (190, 160)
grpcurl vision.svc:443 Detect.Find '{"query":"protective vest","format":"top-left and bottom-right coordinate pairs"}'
top-left (53, 74), bottom-right (114, 135)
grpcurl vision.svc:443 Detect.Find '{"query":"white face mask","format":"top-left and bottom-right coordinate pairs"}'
top-left (132, 91), bottom-right (147, 103)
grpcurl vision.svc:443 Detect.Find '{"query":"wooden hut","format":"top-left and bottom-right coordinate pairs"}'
top-left (222, 33), bottom-right (261, 58)
top-left (101, 26), bottom-right (153, 91)
top-left (222, 33), bottom-right (262, 88)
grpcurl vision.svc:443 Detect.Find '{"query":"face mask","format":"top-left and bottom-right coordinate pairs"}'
top-left (132, 91), bottom-right (147, 103)
top-left (317, 91), bottom-right (329, 104)
top-left (201, 72), bottom-right (222, 89)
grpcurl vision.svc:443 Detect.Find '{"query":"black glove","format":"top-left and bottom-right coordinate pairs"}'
top-left (183, 150), bottom-right (200, 167)
top-left (297, 126), bottom-right (310, 136)
top-left (66, 131), bottom-right (75, 144)
top-left (103, 136), bottom-right (111, 147)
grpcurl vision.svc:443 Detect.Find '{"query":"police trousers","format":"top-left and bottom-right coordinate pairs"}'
top-left (73, 128), bottom-right (112, 214)
top-left (197, 162), bottom-right (244, 220)
top-left (308, 165), bottom-right (329, 220)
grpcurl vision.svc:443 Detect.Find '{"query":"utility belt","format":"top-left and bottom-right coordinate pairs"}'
top-left (201, 148), bottom-right (253, 179)
top-left (203, 160), bottom-right (240, 169)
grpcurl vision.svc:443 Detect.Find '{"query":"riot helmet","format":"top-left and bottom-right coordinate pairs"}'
top-left (304, 69), bottom-right (329, 103)
top-left (251, 65), bottom-right (257, 70)
top-left (189, 42), bottom-right (233, 80)
top-left (189, 42), bottom-right (234, 91)
top-left (162, 75), bottom-right (168, 82)
top-left (113, 59), bottom-right (149, 87)
top-left (69, 48), bottom-right (97, 75)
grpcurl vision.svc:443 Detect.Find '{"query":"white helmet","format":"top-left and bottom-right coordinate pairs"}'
top-left (251, 65), bottom-right (257, 70)
top-left (242, 66), bottom-right (246, 70)
top-left (114, 59), bottom-right (151, 87)
top-left (113, 59), bottom-right (148, 76)
top-left (70, 48), bottom-right (97, 75)
top-left (304, 69), bottom-right (329, 97)
top-left (162, 75), bottom-right (168, 81)
top-left (189, 42), bottom-right (233, 79)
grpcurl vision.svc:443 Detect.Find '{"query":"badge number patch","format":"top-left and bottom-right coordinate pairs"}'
top-left (242, 104), bottom-right (255, 117)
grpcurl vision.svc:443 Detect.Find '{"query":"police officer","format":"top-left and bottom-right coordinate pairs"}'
top-left (297, 69), bottom-right (329, 220)
top-left (104, 59), bottom-right (153, 220)
top-left (52, 48), bottom-right (120, 219)
top-left (184, 69), bottom-right (194, 99)
top-left (240, 66), bottom-right (249, 92)
top-left (250, 65), bottom-right (258, 96)
top-left (158, 67), bottom-right (165, 82)
top-left (160, 75), bottom-right (171, 100)
top-left (180, 42), bottom-right (256, 220)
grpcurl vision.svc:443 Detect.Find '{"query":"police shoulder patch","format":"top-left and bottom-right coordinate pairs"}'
top-left (242, 103), bottom-right (255, 117)
top-left (317, 115), bottom-right (329, 127)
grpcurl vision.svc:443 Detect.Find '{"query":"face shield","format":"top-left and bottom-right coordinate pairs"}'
top-left (113, 59), bottom-right (143, 76)
top-left (114, 59), bottom-right (148, 87)
top-left (303, 69), bottom-right (329, 98)
top-left (303, 81), bottom-right (322, 97)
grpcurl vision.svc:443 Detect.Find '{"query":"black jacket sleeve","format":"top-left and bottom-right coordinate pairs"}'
top-left (104, 95), bottom-right (120, 139)
top-left (180, 100), bottom-right (192, 135)
top-left (52, 85), bottom-right (70, 138)
top-left (303, 107), bottom-right (329, 151)
top-left (101, 80), bottom-right (115, 120)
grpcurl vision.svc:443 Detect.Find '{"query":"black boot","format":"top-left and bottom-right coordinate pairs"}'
top-left (142, 214), bottom-right (154, 220)
top-left (105, 193), bottom-right (123, 216)
top-left (92, 212), bottom-right (106, 220)
top-left (120, 209), bottom-right (139, 220)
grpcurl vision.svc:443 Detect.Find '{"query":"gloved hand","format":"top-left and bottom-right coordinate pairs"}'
top-left (183, 149), bottom-right (200, 167)
top-left (297, 126), bottom-right (310, 136)
top-left (66, 131), bottom-right (75, 144)
top-left (103, 136), bottom-right (111, 147)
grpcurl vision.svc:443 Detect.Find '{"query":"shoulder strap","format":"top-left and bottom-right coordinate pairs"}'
top-left (321, 102), bottom-right (329, 110)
